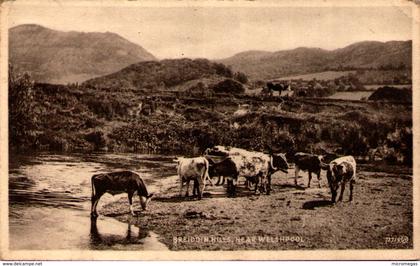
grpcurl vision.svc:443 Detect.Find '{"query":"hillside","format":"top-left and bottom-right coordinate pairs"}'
top-left (83, 58), bottom-right (236, 92)
top-left (9, 24), bottom-right (157, 84)
top-left (220, 41), bottom-right (412, 80)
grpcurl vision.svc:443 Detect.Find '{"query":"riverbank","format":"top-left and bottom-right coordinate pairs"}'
top-left (102, 165), bottom-right (413, 250)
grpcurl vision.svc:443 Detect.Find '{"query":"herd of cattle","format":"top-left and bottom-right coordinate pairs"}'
top-left (90, 145), bottom-right (357, 218)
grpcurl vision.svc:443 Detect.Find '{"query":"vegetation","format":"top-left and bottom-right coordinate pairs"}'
top-left (9, 65), bottom-right (412, 165)
top-left (84, 58), bottom-right (235, 91)
top-left (9, 65), bottom-right (41, 149)
top-left (368, 86), bottom-right (412, 102)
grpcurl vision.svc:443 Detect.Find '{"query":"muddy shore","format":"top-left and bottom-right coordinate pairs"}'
top-left (102, 165), bottom-right (413, 250)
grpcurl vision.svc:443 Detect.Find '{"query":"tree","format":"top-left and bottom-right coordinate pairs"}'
top-left (233, 71), bottom-right (248, 84)
top-left (9, 65), bottom-right (40, 149)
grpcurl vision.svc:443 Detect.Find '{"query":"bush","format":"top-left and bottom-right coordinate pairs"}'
top-left (211, 79), bottom-right (245, 94)
top-left (368, 86), bottom-right (412, 102)
top-left (85, 131), bottom-right (107, 150)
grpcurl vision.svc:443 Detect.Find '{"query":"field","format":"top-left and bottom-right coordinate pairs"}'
top-left (328, 91), bottom-right (373, 101)
top-left (102, 164), bottom-right (412, 250)
top-left (272, 71), bottom-right (356, 81)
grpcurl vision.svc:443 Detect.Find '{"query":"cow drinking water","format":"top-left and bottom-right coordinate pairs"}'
top-left (90, 171), bottom-right (154, 218)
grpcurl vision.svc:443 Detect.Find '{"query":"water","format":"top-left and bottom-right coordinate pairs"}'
top-left (9, 152), bottom-right (177, 250)
top-left (328, 91), bottom-right (374, 101)
top-left (364, 84), bottom-right (411, 90)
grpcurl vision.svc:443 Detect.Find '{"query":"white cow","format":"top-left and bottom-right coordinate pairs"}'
top-left (176, 156), bottom-right (210, 199)
top-left (325, 156), bottom-right (357, 203)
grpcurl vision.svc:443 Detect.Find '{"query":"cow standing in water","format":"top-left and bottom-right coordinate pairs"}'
top-left (294, 152), bottom-right (325, 188)
top-left (176, 157), bottom-right (210, 199)
top-left (90, 171), bottom-right (154, 218)
top-left (324, 156), bottom-right (357, 203)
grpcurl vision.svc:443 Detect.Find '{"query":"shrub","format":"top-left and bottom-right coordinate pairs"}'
top-left (211, 79), bottom-right (245, 94)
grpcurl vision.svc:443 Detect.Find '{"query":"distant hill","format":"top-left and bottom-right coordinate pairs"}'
top-left (83, 58), bottom-right (236, 91)
top-left (9, 24), bottom-right (157, 84)
top-left (219, 41), bottom-right (412, 80)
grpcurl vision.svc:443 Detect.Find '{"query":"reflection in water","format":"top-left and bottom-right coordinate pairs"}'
top-left (89, 216), bottom-right (149, 249)
top-left (9, 152), bottom-right (174, 250)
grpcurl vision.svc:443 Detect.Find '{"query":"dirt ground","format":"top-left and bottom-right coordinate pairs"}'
top-left (102, 165), bottom-right (413, 250)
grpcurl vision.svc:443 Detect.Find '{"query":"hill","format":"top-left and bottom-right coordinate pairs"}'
top-left (9, 24), bottom-right (157, 84)
top-left (220, 41), bottom-right (412, 80)
top-left (83, 58), bottom-right (236, 92)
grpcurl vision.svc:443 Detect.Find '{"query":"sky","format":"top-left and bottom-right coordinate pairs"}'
top-left (6, 1), bottom-right (414, 60)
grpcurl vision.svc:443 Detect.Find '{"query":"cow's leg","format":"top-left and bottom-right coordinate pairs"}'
top-left (246, 179), bottom-right (251, 190)
top-left (128, 191), bottom-right (135, 216)
top-left (338, 182), bottom-right (346, 202)
top-left (317, 171), bottom-right (322, 188)
top-left (254, 176), bottom-right (260, 195)
top-left (307, 172), bottom-right (312, 188)
top-left (266, 174), bottom-right (272, 195)
top-left (231, 178), bottom-right (237, 197)
top-left (91, 191), bottom-right (104, 217)
top-left (331, 190), bottom-right (337, 203)
top-left (185, 179), bottom-right (191, 197)
top-left (179, 180), bottom-right (184, 198)
top-left (216, 176), bottom-right (222, 185)
top-left (226, 179), bottom-right (231, 196)
top-left (349, 179), bottom-right (355, 202)
top-left (206, 174), bottom-right (214, 186)
top-left (294, 166), bottom-right (299, 186)
top-left (221, 176), bottom-right (225, 185)
top-left (259, 175), bottom-right (267, 194)
top-left (227, 178), bottom-right (234, 197)
top-left (193, 179), bottom-right (199, 197)
top-left (196, 177), bottom-right (205, 200)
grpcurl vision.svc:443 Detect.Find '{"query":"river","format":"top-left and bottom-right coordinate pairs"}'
top-left (8, 152), bottom-right (177, 250)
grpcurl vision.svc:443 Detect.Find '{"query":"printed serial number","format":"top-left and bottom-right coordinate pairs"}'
top-left (385, 235), bottom-right (409, 244)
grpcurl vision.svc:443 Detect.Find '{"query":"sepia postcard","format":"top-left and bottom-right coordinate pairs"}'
top-left (0, 0), bottom-right (419, 261)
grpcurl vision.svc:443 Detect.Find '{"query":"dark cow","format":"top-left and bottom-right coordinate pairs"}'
top-left (91, 171), bottom-right (154, 218)
top-left (206, 156), bottom-right (239, 196)
top-left (205, 146), bottom-right (289, 196)
top-left (176, 156), bottom-right (210, 199)
top-left (294, 152), bottom-right (325, 188)
top-left (267, 82), bottom-right (290, 92)
top-left (324, 156), bottom-right (357, 203)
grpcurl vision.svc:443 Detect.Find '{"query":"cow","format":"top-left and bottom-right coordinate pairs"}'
top-left (90, 171), bottom-right (154, 218)
top-left (205, 146), bottom-right (289, 196)
top-left (294, 152), bottom-right (325, 188)
top-left (206, 156), bottom-right (239, 196)
top-left (176, 156), bottom-right (210, 199)
top-left (324, 156), bottom-right (357, 203)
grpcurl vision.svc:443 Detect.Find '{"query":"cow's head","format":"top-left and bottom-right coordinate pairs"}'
top-left (270, 153), bottom-right (289, 173)
top-left (140, 193), bottom-right (154, 211)
top-left (325, 163), bottom-right (343, 203)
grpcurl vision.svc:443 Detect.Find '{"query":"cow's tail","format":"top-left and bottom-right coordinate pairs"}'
top-left (269, 155), bottom-right (275, 171)
top-left (203, 157), bottom-right (211, 185)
